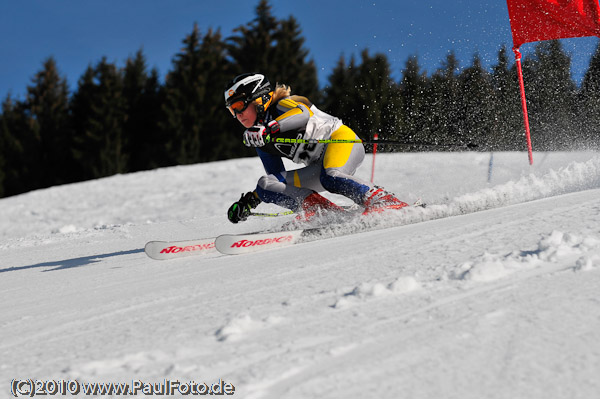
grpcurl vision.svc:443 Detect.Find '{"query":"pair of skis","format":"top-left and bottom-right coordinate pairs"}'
top-left (144, 229), bottom-right (306, 259)
top-left (144, 199), bottom-right (424, 260)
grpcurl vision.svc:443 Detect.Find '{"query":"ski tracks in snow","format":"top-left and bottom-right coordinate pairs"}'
top-left (182, 189), bottom-right (600, 399)
top-left (2, 153), bottom-right (600, 399)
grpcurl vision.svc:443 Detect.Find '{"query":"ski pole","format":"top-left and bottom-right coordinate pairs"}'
top-left (250, 210), bottom-right (295, 218)
top-left (269, 137), bottom-right (477, 149)
top-left (250, 204), bottom-right (359, 218)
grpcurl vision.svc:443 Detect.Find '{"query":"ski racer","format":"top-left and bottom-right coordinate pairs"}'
top-left (224, 72), bottom-right (408, 224)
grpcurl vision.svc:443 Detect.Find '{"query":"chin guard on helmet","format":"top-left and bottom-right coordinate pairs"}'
top-left (253, 91), bottom-right (274, 121)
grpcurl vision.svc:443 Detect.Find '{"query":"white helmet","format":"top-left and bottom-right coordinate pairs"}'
top-left (224, 73), bottom-right (272, 118)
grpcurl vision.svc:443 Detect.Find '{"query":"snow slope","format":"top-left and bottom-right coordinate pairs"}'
top-left (1, 151), bottom-right (600, 399)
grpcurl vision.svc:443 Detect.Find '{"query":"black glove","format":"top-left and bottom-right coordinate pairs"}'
top-left (227, 191), bottom-right (261, 223)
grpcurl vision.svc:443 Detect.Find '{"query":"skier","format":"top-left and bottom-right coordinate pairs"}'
top-left (224, 72), bottom-right (408, 224)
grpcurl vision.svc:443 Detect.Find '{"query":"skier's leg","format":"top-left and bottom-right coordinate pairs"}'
top-left (320, 125), bottom-right (372, 203)
top-left (255, 172), bottom-right (313, 210)
top-left (255, 167), bottom-right (342, 214)
top-left (320, 125), bottom-right (408, 211)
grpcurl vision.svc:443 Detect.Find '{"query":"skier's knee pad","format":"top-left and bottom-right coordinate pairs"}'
top-left (257, 174), bottom-right (285, 192)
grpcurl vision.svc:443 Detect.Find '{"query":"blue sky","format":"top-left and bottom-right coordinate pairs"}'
top-left (1, 0), bottom-right (598, 101)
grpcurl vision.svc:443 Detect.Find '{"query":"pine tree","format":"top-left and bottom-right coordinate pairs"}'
top-left (354, 50), bottom-right (402, 144)
top-left (457, 54), bottom-right (494, 150)
top-left (227, 0), bottom-right (278, 77)
top-left (0, 59), bottom-right (70, 196)
top-left (271, 16), bottom-right (319, 102)
top-left (70, 57), bottom-right (128, 179)
top-left (522, 40), bottom-right (576, 150)
top-left (196, 28), bottom-right (241, 161)
top-left (0, 96), bottom-right (29, 195)
top-left (322, 55), bottom-right (358, 120)
top-left (0, 102), bottom-right (7, 197)
top-left (322, 51), bottom-right (401, 151)
top-left (227, 0), bottom-right (319, 102)
top-left (424, 51), bottom-right (461, 147)
top-left (25, 57), bottom-right (73, 187)
top-left (490, 46), bottom-right (523, 150)
top-left (122, 49), bottom-right (164, 170)
top-left (399, 55), bottom-right (429, 143)
top-left (0, 128), bottom-right (4, 197)
top-left (161, 25), bottom-right (203, 165)
top-left (162, 25), bottom-right (237, 164)
top-left (578, 40), bottom-right (600, 149)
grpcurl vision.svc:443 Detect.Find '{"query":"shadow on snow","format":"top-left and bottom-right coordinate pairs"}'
top-left (0, 248), bottom-right (144, 273)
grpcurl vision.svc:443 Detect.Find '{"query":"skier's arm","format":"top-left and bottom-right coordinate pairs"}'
top-left (273, 98), bottom-right (314, 133)
top-left (256, 148), bottom-right (286, 182)
top-left (289, 95), bottom-right (313, 108)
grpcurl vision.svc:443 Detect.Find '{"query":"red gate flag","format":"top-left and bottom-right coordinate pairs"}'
top-left (506, 0), bottom-right (600, 164)
top-left (507, 0), bottom-right (600, 49)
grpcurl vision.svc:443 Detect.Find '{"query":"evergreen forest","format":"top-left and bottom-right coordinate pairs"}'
top-left (1, 0), bottom-right (600, 198)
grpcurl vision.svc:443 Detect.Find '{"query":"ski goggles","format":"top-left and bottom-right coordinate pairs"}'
top-left (227, 99), bottom-right (250, 116)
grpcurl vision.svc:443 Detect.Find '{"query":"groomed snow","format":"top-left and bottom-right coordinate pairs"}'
top-left (1, 151), bottom-right (599, 399)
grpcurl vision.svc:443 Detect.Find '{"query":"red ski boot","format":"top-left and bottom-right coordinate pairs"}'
top-left (362, 187), bottom-right (409, 215)
top-left (297, 192), bottom-right (346, 222)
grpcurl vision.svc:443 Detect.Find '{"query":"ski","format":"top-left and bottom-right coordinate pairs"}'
top-left (214, 230), bottom-right (304, 255)
top-left (144, 238), bottom-right (217, 260)
top-left (213, 222), bottom-right (368, 256)
top-left (214, 200), bottom-right (426, 255)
